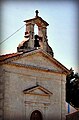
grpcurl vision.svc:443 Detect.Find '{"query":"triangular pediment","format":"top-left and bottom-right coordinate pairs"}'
top-left (23, 85), bottom-right (52, 96)
top-left (3, 49), bottom-right (69, 74)
top-left (24, 16), bottom-right (49, 27)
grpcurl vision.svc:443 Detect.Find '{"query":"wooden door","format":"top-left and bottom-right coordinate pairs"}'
top-left (30, 110), bottom-right (42, 120)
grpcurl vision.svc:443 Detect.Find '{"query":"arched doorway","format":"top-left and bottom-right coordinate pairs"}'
top-left (30, 110), bottom-right (43, 120)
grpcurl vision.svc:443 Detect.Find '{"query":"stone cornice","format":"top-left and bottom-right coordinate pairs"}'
top-left (24, 101), bottom-right (50, 106)
top-left (0, 49), bottom-right (69, 74)
top-left (4, 62), bottom-right (67, 75)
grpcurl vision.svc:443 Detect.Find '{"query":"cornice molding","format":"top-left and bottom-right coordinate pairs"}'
top-left (0, 49), bottom-right (69, 74)
top-left (4, 62), bottom-right (67, 75)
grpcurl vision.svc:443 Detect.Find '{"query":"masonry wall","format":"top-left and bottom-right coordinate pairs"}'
top-left (1, 64), bottom-right (66, 120)
top-left (0, 66), bottom-right (5, 120)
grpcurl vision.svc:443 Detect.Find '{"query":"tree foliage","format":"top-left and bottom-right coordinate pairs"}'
top-left (66, 68), bottom-right (79, 109)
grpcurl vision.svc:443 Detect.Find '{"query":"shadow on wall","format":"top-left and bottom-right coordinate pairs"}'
top-left (3, 116), bottom-right (63, 120)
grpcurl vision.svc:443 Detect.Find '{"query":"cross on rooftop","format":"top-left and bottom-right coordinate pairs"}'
top-left (35, 10), bottom-right (39, 17)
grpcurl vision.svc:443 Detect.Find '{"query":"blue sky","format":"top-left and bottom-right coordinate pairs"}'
top-left (0, 0), bottom-right (78, 72)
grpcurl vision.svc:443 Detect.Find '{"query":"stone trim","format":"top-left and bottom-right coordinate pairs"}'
top-left (0, 49), bottom-right (69, 74)
top-left (23, 85), bottom-right (52, 96)
top-left (24, 101), bottom-right (50, 106)
top-left (5, 62), bottom-right (66, 74)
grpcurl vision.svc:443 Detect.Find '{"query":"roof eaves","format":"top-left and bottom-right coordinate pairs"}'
top-left (24, 16), bottom-right (49, 26)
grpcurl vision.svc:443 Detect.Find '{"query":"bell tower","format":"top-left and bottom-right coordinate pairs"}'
top-left (17, 10), bottom-right (54, 57)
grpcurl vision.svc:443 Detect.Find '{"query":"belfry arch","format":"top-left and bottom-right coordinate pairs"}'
top-left (17, 10), bottom-right (54, 57)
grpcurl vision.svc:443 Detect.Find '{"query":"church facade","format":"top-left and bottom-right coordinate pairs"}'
top-left (0, 11), bottom-right (69, 120)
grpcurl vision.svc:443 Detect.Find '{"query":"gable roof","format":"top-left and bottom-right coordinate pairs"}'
top-left (24, 16), bottom-right (49, 26)
top-left (0, 48), bottom-right (36, 62)
top-left (0, 53), bottom-right (19, 62)
top-left (0, 48), bottom-right (70, 74)
top-left (66, 110), bottom-right (79, 120)
top-left (23, 85), bottom-right (52, 96)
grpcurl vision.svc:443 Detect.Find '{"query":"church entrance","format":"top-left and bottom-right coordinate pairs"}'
top-left (30, 110), bottom-right (43, 120)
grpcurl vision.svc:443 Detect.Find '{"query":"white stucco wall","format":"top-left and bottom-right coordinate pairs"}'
top-left (1, 61), bottom-right (66, 120)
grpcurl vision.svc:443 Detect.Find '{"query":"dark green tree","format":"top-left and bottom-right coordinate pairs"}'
top-left (66, 68), bottom-right (79, 109)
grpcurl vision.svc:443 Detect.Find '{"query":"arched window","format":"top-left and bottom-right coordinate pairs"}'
top-left (30, 110), bottom-right (43, 120)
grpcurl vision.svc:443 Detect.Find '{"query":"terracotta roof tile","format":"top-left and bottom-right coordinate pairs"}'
top-left (0, 48), bottom-right (37, 62)
top-left (66, 110), bottom-right (79, 120)
top-left (0, 53), bottom-right (20, 62)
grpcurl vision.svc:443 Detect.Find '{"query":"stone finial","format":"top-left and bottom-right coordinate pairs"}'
top-left (35, 10), bottom-right (39, 17)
